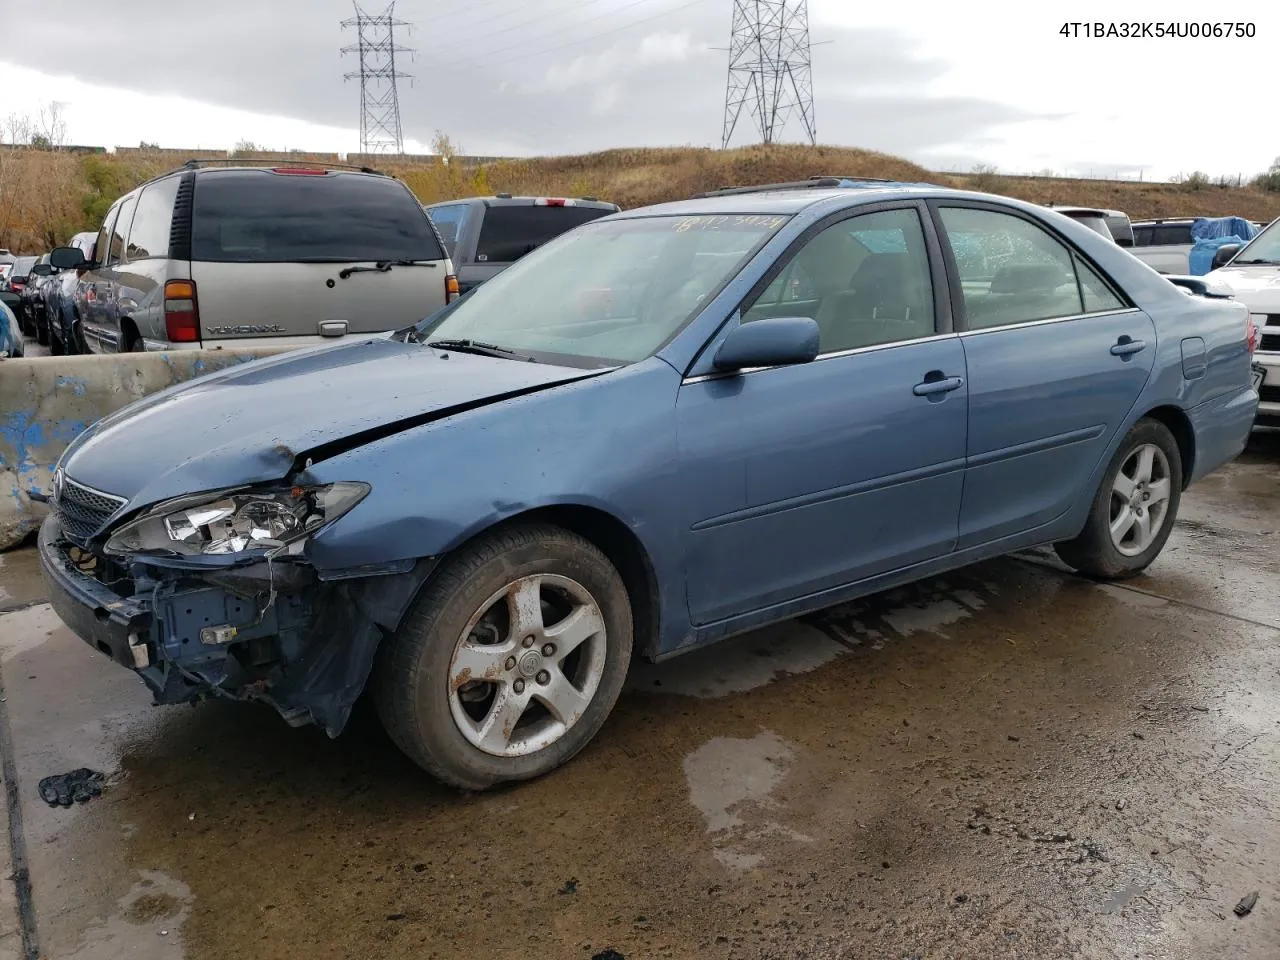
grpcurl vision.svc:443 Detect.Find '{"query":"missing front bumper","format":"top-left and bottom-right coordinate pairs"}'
top-left (37, 515), bottom-right (431, 737)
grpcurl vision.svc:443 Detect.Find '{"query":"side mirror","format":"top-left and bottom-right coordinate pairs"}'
top-left (49, 246), bottom-right (88, 270)
top-left (1212, 243), bottom-right (1242, 270)
top-left (30, 262), bottom-right (53, 277)
top-left (713, 316), bottom-right (820, 372)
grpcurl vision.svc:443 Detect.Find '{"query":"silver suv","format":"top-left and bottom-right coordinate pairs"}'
top-left (49, 160), bottom-right (456, 352)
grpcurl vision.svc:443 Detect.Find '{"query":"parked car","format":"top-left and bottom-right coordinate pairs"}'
top-left (23, 254), bottom-right (56, 346)
top-left (0, 291), bottom-right (23, 358)
top-left (1047, 205), bottom-right (1116, 242)
top-left (45, 231), bottom-right (97, 355)
top-left (425, 195), bottom-right (619, 295)
top-left (3, 255), bottom-right (37, 318)
top-left (40, 177), bottom-right (1258, 790)
top-left (1206, 218), bottom-right (1280, 426)
top-left (48, 160), bottom-right (456, 353)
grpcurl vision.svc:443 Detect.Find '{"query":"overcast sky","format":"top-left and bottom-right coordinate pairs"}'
top-left (1, 0), bottom-right (1275, 180)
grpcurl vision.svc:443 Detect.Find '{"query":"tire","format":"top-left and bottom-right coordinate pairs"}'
top-left (49, 318), bottom-right (65, 356)
top-left (374, 523), bottom-right (633, 791)
top-left (35, 308), bottom-right (49, 346)
top-left (1054, 418), bottom-right (1183, 579)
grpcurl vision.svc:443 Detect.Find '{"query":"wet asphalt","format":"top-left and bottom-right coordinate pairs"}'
top-left (0, 432), bottom-right (1277, 960)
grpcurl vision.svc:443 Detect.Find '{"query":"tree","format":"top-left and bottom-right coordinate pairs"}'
top-left (1253, 157), bottom-right (1280, 193)
top-left (230, 139), bottom-right (258, 158)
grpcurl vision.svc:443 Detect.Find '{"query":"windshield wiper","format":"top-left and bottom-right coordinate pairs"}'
top-left (423, 338), bottom-right (537, 362)
top-left (338, 259), bottom-right (440, 279)
top-left (1230, 258), bottom-right (1280, 266)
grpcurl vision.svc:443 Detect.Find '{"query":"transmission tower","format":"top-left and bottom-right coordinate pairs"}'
top-left (341, 3), bottom-right (413, 154)
top-left (721, 0), bottom-right (816, 148)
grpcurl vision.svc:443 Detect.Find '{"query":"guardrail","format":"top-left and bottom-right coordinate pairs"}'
top-left (1, 348), bottom-right (289, 551)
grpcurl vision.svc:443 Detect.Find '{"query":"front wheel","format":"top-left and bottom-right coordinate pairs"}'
top-left (1054, 418), bottom-right (1183, 579)
top-left (375, 523), bottom-right (633, 790)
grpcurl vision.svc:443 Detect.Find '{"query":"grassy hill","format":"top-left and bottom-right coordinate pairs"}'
top-left (2, 144), bottom-right (1277, 253)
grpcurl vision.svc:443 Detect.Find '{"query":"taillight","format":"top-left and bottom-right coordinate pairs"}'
top-left (1246, 314), bottom-right (1258, 354)
top-left (445, 274), bottom-right (460, 304)
top-left (164, 279), bottom-right (199, 342)
top-left (534, 197), bottom-right (571, 207)
top-left (10, 280), bottom-right (23, 292)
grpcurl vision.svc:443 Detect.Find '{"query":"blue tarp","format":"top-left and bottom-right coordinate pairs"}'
top-left (1191, 216), bottom-right (1256, 241)
top-left (1188, 217), bottom-right (1259, 275)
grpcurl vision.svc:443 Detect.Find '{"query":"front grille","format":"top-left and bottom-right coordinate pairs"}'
top-left (55, 476), bottom-right (126, 541)
top-left (1260, 384), bottom-right (1280, 404)
top-left (1260, 332), bottom-right (1280, 353)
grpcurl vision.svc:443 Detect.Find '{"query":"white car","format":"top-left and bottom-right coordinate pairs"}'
top-left (1208, 220), bottom-right (1280, 426)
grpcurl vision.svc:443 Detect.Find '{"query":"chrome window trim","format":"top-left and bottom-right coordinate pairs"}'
top-left (682, 332), bottom-right (958, 384)
top-left (957, 306), bottom-right (1142, 337)
top-left (681, 307), bottom-right (1144, 385)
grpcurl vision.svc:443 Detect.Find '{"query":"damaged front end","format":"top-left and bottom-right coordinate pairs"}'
top-left (38, 481), bottom-right (436, 737)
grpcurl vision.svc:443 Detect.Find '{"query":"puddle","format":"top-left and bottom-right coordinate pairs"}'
top-left (63, 870), bottom-right (192, 959)
top-left (0, 604), bottom-right (61, 663)
top-left (628, 621), bottom-right (843, 699)
top-left (683, 731), bottom-right (809, 871)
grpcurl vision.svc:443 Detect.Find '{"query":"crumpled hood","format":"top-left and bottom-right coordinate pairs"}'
top-left (1210, 266), bottom-right (1280, 311)
top-left (61, 338), bottom-right (594, 510)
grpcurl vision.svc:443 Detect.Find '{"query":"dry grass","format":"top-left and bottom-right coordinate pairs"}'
top-left (2, 144), bottom-right (1278, 253)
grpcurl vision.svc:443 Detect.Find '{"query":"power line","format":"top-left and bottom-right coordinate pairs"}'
top-left (722, 0), bottom-right (816, 147)
top-left (341, 3), bottom-right (413, 154)
top-left (432, 0), bottom-right (717, 77)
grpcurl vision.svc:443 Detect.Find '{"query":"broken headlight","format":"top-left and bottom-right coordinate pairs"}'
top-left (103, 482), bottom-right (369, 558)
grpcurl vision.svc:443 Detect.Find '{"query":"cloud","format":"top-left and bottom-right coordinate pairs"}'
top-left (591, 85), bottom-right (621, 116)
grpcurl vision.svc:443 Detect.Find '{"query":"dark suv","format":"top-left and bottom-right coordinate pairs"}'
top-left (425, 195), bottom-right (619, 294)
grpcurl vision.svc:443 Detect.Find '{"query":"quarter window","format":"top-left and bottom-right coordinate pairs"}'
top-left (1075, 254), bottom-right (1124, 313)
top-left (94, 204), bottom-right (120, 267)
top-left (104, 195), bottom-right (138, 266)
top-left (125, 177), bottom-right (179, 261)
top-left (744, 208), bottom-right (936, 353)
top-left (1153, 223), bottom-right (1193, 245)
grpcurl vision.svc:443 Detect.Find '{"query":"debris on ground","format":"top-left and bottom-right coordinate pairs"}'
top-left (1234, 891), bottom-right (1259, 917)
top-left (591, 951), bottom-right (625, 960)
top-left (558, 878), bottom-right (579, 895)
top-left (37, 768), bottom-right (105, 807)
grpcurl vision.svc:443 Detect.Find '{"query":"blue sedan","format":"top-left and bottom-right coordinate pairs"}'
top-left (39, 179), bottom-right (1260, 789)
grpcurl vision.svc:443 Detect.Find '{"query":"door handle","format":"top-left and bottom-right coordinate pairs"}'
top-left (913, 375), bottom-right (965, 397)
top-left (1110, 337), bottom-right (1147, 357)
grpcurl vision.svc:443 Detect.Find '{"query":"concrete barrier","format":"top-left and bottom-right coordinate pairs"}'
top-left (1, 349), bottom-right (291, 551)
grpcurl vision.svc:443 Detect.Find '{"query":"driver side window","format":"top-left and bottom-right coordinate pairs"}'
top-left (743, 208), bottom-right (936, 353)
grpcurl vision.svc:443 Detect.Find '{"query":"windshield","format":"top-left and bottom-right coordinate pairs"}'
top-left (1229, 219), bottom-right (1280, 264)
top-left (419, 213), bottom-right (789, 365)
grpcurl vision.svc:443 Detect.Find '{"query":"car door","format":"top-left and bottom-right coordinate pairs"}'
top-left (677, 203), bottom-right (968, 625)
top-left (932, 202), bottom-right (1157, 549)
top-left (78, 200), bottom-right (123, 352)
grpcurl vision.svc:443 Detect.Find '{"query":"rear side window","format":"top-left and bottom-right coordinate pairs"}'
top-left (125, 177), bottom-right (179, 261)
top-left (1132, 225), bottom-right (1154, 246)
top-left (475, 205), bottom-right (614, 264)
top-left (190, 172), bottom-right (444, 263)
top-left (1153, 224), bottom-right (1192, 245)
top-left (425, 203), bottom-right (469, 258)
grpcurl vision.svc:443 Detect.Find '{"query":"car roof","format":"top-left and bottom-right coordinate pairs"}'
top-left (1048, 205), bottom-right (1109, 217)
top-left (615, 183), bottom-right (961, 218)
top-left (1131, 218), bottom-right (1195, 226)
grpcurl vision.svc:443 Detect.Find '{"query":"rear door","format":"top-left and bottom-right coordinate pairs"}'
top-left (83, 194), bottom-right (136, 352)
top-left (934, 202), bottom-right (1157, 548)
top-left (189, 170), bottom-right (450, 347)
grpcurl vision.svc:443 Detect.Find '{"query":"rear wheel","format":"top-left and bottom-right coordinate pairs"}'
top-left (375, 523), bottom-right (633, 790)
top-left (35, 307), bottom-right (49, 346)
top-left (1054, 418), bottom-right (1182, 579)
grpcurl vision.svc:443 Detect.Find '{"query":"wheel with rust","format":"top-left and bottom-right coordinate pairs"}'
top-left (375, 523), bottom-right (633, 790)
